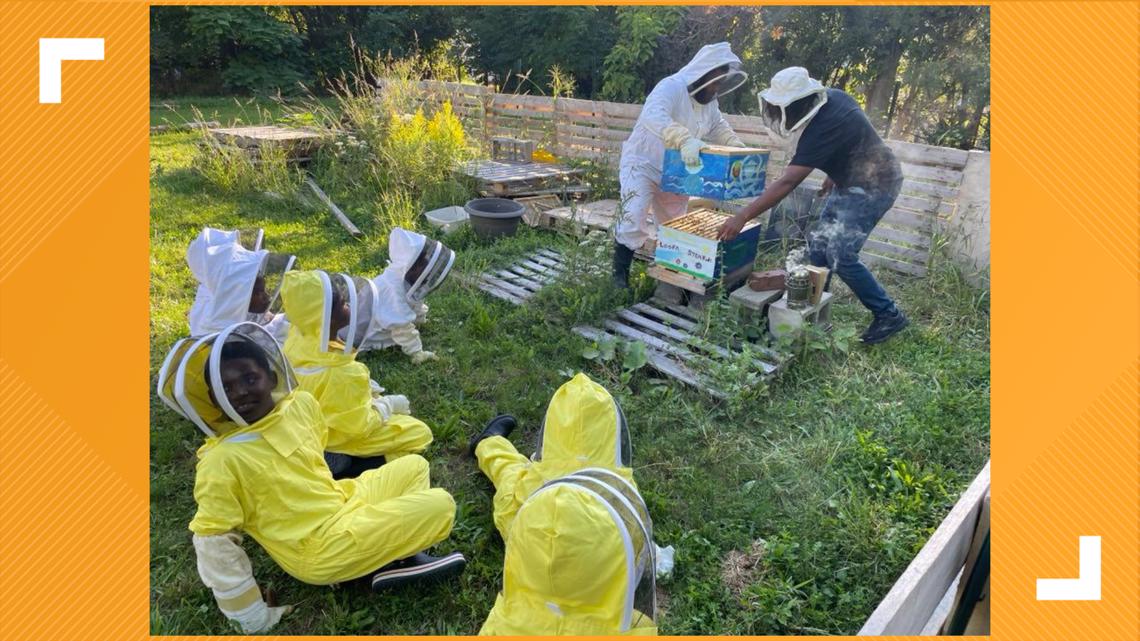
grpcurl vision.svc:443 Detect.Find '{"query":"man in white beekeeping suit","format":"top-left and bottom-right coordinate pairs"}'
top-left (611, 42), bottom-right (749, 288)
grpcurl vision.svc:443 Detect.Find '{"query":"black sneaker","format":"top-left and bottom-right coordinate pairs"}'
top-left (861, 310), bottom-right (910, 345)
top-left (467, 414), bottom-right (517, 458)
top-left (370, 552), bottom-right (466, 592)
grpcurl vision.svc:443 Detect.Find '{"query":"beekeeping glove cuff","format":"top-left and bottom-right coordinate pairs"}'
top-left (388, 322), bottom-right (424, 356)
top-left (662, 122), bottom-right (694, 150)
top-left (193, 533), bottom-right (291, 634)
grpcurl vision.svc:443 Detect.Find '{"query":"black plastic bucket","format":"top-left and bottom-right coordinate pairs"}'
top-left (465, 198), bottom-right (525, 240)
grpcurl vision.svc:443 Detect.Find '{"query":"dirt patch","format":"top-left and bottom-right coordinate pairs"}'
top-left (720, 538), bottom-right (768, 595)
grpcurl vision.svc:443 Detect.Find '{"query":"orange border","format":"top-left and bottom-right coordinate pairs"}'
top-left (0, 2), bottom-right (1136, 639)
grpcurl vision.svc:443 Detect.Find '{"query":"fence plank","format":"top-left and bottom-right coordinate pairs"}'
top-left (863, 238), bottom-right (930, 263)
top-left (887, 140), bottom-right (969, 168)
top-left (556, 123), bottom-right (631, 142)
top-left (869, 225), bottom-right (932, 248)
top-left (882, 208), bottom-right (936, 231)
top-left (861, 251), bottom-right (928, 276)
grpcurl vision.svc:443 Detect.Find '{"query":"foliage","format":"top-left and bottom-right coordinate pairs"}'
top-left (153, 6), bottom-right (990, 148)
top-left (599, 7), bottom-right (685, 103)
top-left (462, 6), bottom-right (617, 97)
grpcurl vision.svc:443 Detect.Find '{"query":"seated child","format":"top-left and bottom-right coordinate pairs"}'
top-left (349, 228), bottom-right (455, 364)
top-left (467, 373), bottom-right (658, 635)
top-left (186, 227), bottom-right (295, 343)
top-left (280, 270), bottom-right (433, 464)
top-left (157, 322), bottom-right (465, 634)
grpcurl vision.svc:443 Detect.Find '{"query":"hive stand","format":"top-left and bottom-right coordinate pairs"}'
top-left (767, 292), bottom-right (834, 339)
top-left (728, 287), bottom-right (785, 327)
top-left (648, 263), bottom-right (753, 310)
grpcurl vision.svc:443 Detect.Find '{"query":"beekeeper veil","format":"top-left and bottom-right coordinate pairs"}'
top-left (394, 228), bottom-right (456, 304)
top-left (158, 323), bottom-right (296, 437)
top-left (679, 42), bottom-right (748, 103)
top-left (758, 67), bottom-right (828, 138)
top-left (508, 468), bottom-right (657, 631)
top-left (337, 275), bottom-right (384, 350)
top-left (187, 233), bottom-right (297, 335)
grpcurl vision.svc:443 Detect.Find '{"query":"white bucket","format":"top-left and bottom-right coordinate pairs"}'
top-left (423, 206), bottom-right (469, 234)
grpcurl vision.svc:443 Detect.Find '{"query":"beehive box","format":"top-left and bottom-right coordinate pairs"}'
top-left (661, 145), bottom-right (769, 201)
top-left (655, 208), bottom-right (763, 280)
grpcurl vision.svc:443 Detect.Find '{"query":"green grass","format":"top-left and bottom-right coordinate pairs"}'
top-left (150, 100), bottom-right (990, 635)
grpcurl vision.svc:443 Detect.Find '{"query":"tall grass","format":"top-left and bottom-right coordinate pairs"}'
top-left (190, 53), bottom-right (480, 246)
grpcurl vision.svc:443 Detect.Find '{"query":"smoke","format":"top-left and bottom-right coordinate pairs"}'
top-left (785, 247), bottom-right (809, 277)
top-left (809, 218), bottom-right (865, 271)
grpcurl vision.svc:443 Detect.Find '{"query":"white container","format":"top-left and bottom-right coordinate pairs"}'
top-left (423, 206), bottom-right (469, 234)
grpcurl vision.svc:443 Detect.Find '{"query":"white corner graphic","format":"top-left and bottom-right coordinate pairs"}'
top-left (39, 38), bottom-right (104, 104)
top-left (1036, 536), bottom-right (1101, 601)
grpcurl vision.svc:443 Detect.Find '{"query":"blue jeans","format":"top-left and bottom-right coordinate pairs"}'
top-left (807, 178), bottom-right (903, 316)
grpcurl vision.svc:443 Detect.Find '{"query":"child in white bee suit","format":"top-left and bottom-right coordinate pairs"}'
top-left (186, 226), bottom-right (296, 343)
top-left (467, 373), bottom-right (660, 635)
top-left (345, 227), bottom-right (455, 364)
top-left (280, 270), bottom-right (435, 477)
top-left (156, 323), bottom-right (465, 634)
top-left (612, 42), bottom-right (749, 287)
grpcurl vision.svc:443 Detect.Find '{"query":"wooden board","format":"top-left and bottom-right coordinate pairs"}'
top-left (460, 159), bottom-right (579, 183)
top-left (531, 199), bottom-right (621, 236)
top-left (859, 462), bottom-right (991, 635)
top-left (573, 298), bottom-right (788, 398)
top-left (861, 251), bottom-right (928, 277)
top-left (210, 125), bottom-right (323, 148)
top-left (474, 249), bottom-right (567, 304)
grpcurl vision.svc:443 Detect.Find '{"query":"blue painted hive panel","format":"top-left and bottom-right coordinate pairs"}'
top-left (661, 146), bottom-right (769, 201)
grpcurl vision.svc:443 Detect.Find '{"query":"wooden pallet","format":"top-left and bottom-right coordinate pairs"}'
top-left (459, 159), bottom-right (585, 197)
top-left (574, 299), bottom-right (788, 398)
top-left (474, 249), bottom-right (567, 305)
top-left (528, 199), bottom-right (621, 236)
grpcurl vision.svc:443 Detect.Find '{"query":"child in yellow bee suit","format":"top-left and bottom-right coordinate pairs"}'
top-left (280, 270), bottom-right (433, 470)
top-left (468, 373), bottom-right (658, 635)
top-left (156, 323), bottom-right (464, 634)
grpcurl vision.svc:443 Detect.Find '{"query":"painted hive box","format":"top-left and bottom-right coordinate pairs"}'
top-left (655, 208), bottom-right (763, 280)
top-left (661, 145), bottom-right (769, 201)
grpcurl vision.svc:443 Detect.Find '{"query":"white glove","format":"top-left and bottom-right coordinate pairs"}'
top-left (369, 379), bottom-right (386, 398)
top-left (680, 138), bottom-right (705, 169)
top-left (372, 397), bottom-right (393, 422)
top-left (232, 600), bottom-right (292, 634)
top-left (410, 350), bottom-right (437, 365)
top-left (383, 394), bottom-right (410, 415)
top-left (654, 543), bottom-right (676, 580)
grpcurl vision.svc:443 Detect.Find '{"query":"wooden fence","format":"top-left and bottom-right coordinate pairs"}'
top-left (402, 80), bottom-right (987, 277)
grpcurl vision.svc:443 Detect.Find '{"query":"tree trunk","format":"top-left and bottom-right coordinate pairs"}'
top-left (883, 80), bottom-right (902, 139)
top-left (964, 90), bottom-right (988, 150)
top-left (863, 39), bottom-right (904, 131)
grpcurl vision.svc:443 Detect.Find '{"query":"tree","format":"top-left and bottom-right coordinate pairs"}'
top-left (599, 6), bottom-right (685, 103)
top-left (463, 6), bottom-right (617, 96)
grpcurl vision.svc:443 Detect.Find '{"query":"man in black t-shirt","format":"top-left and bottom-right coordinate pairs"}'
top-left (719, 67), bottom-right (908, 344)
